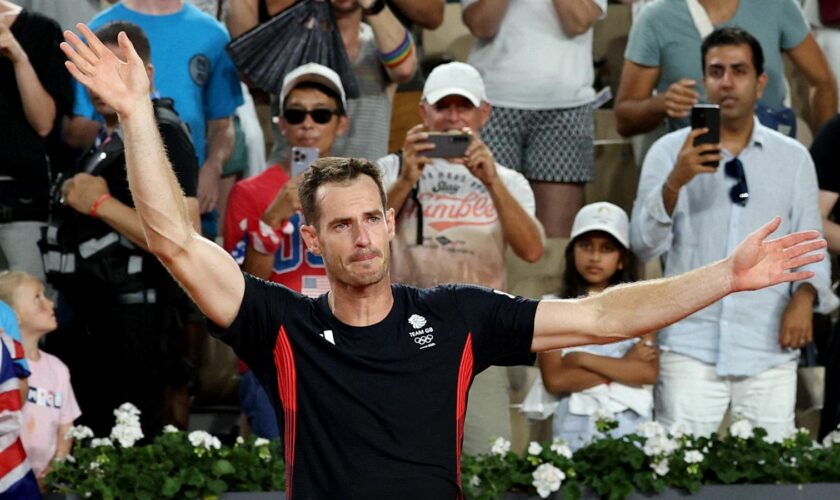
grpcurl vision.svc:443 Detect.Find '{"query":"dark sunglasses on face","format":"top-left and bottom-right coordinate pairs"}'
top-left (724, 158), bottom-right (749, 206)
top-left (282, 108), bottom-right (339, 125)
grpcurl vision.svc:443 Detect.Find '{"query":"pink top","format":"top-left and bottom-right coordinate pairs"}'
top-left (21, 351), bottom-right (81, 476)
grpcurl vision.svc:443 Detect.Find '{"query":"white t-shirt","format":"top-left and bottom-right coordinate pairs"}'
top-left (377, 155), bottom-right (536, 291)
top-left (462, 0), bottom-right (607, 109)
top-left (21, 351), bottom-right (81, 476)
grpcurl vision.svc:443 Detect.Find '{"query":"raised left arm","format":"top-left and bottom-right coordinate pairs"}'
top-left (386, 0), bottom-right (444, 29)
top-left (551, 0), bottom-right (604, 37)
top-left (531, 218), bottom-right (826, 352)
top-left (361, 0), bottom-right (418, 84)
top-left (786, 33), bottom-right (837, 132)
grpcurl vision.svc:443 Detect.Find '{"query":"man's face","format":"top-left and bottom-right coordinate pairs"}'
top-left (280, 87), bottom-right (347, 156)
top-left (300, 176), bottom-right (395, 288)
top-left (91, 43), bottom-right (153, 118)
top-left (703, 43), bottom-right (767, 123)
top-left (419, 95), bottom-right (490, 133)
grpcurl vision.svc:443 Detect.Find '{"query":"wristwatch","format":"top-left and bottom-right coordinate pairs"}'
top-left (364, 0), bottom-right (387, 16)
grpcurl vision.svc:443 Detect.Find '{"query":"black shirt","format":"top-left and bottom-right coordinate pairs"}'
top-left (812, 114), bottom-right (840, 221)
top-left (54, 100), bottom-right (198, 299)
top-left (212, 275), bottom-right (538, 499)
top-left (0, 9), bottom-right (72, 185)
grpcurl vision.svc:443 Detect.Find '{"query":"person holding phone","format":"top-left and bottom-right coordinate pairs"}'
top-left (375, 61), bottom-right (544, 455)
top-left (223, 63), bottom-right (348, 438)
top-left (630, 27), bottom-right (836, 441)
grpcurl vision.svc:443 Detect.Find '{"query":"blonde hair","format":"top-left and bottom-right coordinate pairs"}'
top-left (0, 270), bottom-right (35, 310)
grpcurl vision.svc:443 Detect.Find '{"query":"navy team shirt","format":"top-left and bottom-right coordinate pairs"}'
top-left (212, 274), bottom-right (538, 498)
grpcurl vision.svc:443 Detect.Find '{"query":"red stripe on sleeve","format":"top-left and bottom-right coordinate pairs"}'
top-left (455, 333), bottom-right (474, 489)
top-left (273, 326), bottom-right (298, 499)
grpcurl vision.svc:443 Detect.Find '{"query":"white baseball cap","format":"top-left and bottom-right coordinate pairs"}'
top-left (279, 62), bottom-right (347, 112)
top-left (570, 202), bottom-right (630, 249)
top-left (422, 62), bottom-right (487, 107)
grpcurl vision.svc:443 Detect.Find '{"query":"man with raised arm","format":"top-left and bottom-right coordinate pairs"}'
top-left (62, 24), bottom-right (828, 499)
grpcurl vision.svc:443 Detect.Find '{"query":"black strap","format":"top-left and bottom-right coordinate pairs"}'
top-left (258, 0), bottom-right (270, 23)
top-left (395, 150), bottom-right (423, 246)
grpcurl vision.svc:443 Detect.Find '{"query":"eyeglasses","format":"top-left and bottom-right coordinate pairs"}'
top-left (282, 108), bottom-right (339, 125)
top-left (724, 158), bottom-right (749, 206)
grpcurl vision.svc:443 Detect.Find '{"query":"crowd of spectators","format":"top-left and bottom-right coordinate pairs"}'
top-left (3, 0), bottom-right (840, 492)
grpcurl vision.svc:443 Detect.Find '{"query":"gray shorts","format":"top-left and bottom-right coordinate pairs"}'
top-left (481, 103), bottom-right (595, 183)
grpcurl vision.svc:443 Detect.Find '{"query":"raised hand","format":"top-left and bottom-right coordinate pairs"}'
top-left (729, 217), bottom-right (826, 292)
top-left (663, 78), bottom-right (699, 119)
top-left (60, 24), bottom-right (150, 118)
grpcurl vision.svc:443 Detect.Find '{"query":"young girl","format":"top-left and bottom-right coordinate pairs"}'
top-left (538, 202), bottom-right (659, 449)
top-left (0, 271), bottom-right (81, 481)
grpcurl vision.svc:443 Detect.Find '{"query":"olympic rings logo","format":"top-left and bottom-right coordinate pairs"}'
top-left (414, 335), bottom-right (434, 345)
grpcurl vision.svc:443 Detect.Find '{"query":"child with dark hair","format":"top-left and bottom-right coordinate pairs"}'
top-left (538, 202), bottom-right (658, 449)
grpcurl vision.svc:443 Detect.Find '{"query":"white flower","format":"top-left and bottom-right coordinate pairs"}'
top-left (637, 420), bottom-right (667, 439)
top-left (684, 450), bottom-right (704, 464)
top-left (593, 407), bottom-right (615, 422)
top-left (490, 437), bottom-right (511, 456)
top-left (643, 435), bottom-right (678, 457)
top-left (651, 458), bottom-right (670, 476)
top-left (114, 402), bottom-right (141, 421)
top-left (469, 475), bottom-right (481, 488)
top-left (89, 461), bottom-right (101, 471)
top-left (669, 422), bottom-right (690, 439)
top-left (254, 437), bottom-right (270, 447)
top-left (822, 430), bottom-right (840, 447)
top-left (65, 425), bottom-right (94, 441)
top-left (110, 422), bottom-right (144, 448)
top-left (729, 419), bottom-right (754, 440)
top-left (163, 425), bottom-right (180, 434)
top-left (188, 430), bottom-right (221, 451)
top-left (236, 436), bottom-right (245, 446)
top-left (550, 438), bottom-right (573, 459)
top-left (528, 441), bottom-right (543, 456)
top-left (90, 438), bottom-right (114, 448)
top-left (532, 463), bottom-right (565, 499)
top-left (57, 455), bottom-right (76, 464)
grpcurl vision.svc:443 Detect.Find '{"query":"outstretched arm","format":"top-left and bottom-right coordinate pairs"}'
top-left (531, 218), bottom-right (826, 351)
top-left (61, 25), bottom-right (244, 328)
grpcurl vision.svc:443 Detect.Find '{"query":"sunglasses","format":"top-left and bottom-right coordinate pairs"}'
top-left (724, 158), bottom-right (749, 206)
top-left (282, 108), bottom-right (339, 125)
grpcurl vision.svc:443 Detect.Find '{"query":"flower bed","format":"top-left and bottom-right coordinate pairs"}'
top-left (45, 405), bottom-right (840, 499)
top-left (462, 417), bottom-right (840, 499)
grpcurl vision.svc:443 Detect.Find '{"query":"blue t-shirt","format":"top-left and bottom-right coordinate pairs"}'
top-left (625, 0), bottom-right (808, 127)
top-left (0, 301), bottom-right (28, 372)
top-left (73, 2), bottom-right (243, 165)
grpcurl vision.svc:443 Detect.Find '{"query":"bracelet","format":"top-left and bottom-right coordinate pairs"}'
top-left (377, 29), bottom-right (414, 69)
top-left (364, 0), bottom-right (387, 16)
top-left (663, 178), bottom-right (680, 194)
top-left (89, 194), bottom-right (113, 218)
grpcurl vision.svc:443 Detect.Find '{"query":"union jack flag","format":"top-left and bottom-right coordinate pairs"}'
top-left (0, 332), bottom-right (39, 499)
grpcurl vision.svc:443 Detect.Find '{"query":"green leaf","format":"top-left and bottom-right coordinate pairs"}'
top-left (212, 459), bottom-right (235, 477)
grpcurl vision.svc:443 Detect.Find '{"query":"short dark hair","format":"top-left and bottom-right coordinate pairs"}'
top-left (299, 157), bottom-right (387, 227)
top-left (284, 81), bottom-right (345, 115)
top-left (95, 21), bottom-right (151, 64)
top-left (701, 26), bottom-right (764, 75)
top-left (560, 233), bottom-right (639, 299)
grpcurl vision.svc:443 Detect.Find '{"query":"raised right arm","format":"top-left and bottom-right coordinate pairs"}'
top-left (62, 25), bottom-right (244, 328)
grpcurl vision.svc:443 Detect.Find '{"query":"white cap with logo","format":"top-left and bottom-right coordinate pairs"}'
top-left (422, 62), bottom-right (487, 107)
top-left (570, 202), bottom-right (630, 249)
top-left (279, 62), bottom-right (347, 112)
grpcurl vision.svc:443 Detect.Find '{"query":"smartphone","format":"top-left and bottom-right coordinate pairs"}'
top-left (292, 146), bottom-right (319, 177)
top-left (423, 131), bottom-right (472, 158)
top-left (691, 104), bottom-right (720, 168)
